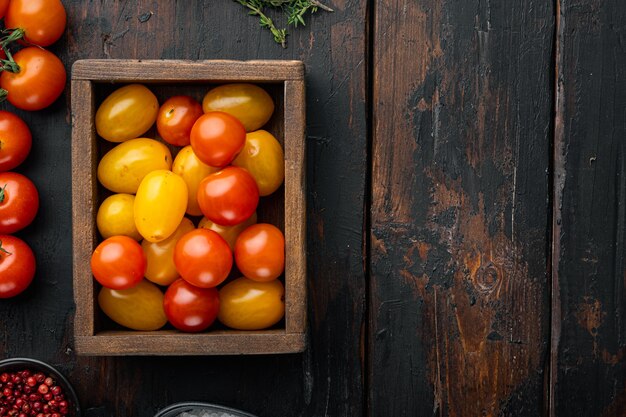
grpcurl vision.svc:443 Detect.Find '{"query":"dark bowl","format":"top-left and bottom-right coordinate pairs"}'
top-left (0, 357), bottom-right (81, 416)
top-left (155, 402), bottom-right (258, 417)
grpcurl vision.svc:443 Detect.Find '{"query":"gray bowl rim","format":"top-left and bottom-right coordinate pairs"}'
top-left (0, 357), bottom-right (81, 416)
top-left (155, 402), bottom-right (258, 417)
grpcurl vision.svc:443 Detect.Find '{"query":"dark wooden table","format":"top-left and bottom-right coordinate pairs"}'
top-left (0, 1), bottom-right (624, 416)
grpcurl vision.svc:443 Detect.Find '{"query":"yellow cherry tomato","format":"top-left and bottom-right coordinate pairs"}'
top-left (98, 279), bottom-right (168, 331)
top-left (96, 193), bottom-right (142, 241)
top-left (142, 217), bottom-right (195, 286)
top-left (218, 277), bottom-right (285, 330)
top-left (135, 170), bottom-right (188, 243)
top-left (97, 138), bottom-right (172, 194)
top-left (198, 212), bottom-right (257, 250)
top-left (202, 83), bottom-right (274, 132)
top-left (232, 130), bottom-right (284, 196)
top-left (172, 146), bottom-right (219, 216)
top-left (96, 84), bottom-right (159, 143)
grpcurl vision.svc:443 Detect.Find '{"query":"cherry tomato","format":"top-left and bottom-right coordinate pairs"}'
top-left (142, 217), bottom-right (195, 286)
top-left (97, 138), bottom-right (172, 194)
top-left (96, 194), bottom-right (142, 241)
top-left (91, 236), bottom-right (146, 290)
top-left (0, 172), bottom-right (38, 234)
top-left (6, 0), bottom-right (66, 47)
top-left (157, 96), bottom-right (203, 146)
top-left (232, 130), bottom-right (284, 196)
top-left (218, 277), bottom-right (284, 330)
top-left (134, 170), bottom-right (188, 243)
top-left (0, 111), bottom-right (31, 172)
top-left (198, 212), bottom-right (257, 250)
top-left (96, 84), bottom-right (159, 143)
top-left (172, 146), bottom-right (219, 216)
top-left (202, 84), bottom-right (274, 132)
top-left (173, 229), bottom-right (232, 288)
top-left (0, 47), bottom-right (66, 111)
top-left (0, 0), bottom-right (9, 19)
top-left (235, 224), bottom-right (285, 282)
top-left (0, 235), bottom-right (35, 299)
top-left (190, 112), bottom-right (246, 167)
top-left (98, 279), bottom-right (167, 331)
top-left (164, 278), bottom-right (220, 333)
top-left (197, 166), bottom-right (259, 226)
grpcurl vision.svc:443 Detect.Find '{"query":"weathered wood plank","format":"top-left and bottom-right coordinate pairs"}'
top-left (552, 0), bottom-right (626, 415)
top-left (370, 0), bottom-right (554, 415)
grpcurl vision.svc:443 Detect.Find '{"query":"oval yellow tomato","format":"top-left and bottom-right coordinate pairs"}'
top-left (135, 170), bottom-right (188, 243)
top-left (232, 130), bottom-right (284, 196)
top-left (96, 84), bottom-right (159, 143)
top-left (142, 217), bottom-right (195, 286)
top-left (218, 277), bottom-right (285, 330)
top-left (98, 279), bottom-right (167, 331)
top-left (202, 83), bottom-right (274, 132)
top-left (96, 193), bottom-right (142, 241)
top-left (198, 212), bottom-right (257, 250)
top-left (172, 146), bottom-right (219, 216)
top-left (97, 138), bottom-right (172, 194)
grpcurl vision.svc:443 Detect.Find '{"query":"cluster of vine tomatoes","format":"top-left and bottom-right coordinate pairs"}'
top-left (0, 111), bottom-right (38, 298)
top-left (91, 83), bottom-right (288, 333)
top-left (0, 0), bottom-right (67, 111)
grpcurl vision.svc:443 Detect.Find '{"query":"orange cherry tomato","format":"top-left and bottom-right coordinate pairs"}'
top-left (157, 96), bottom-right (203, 146)
top-left (6, 0), bottom-right (67, 47)
top-left (164, 278), bottom-right (220, 333)
top-left (235, 224), bottom-right (285, 282)
top-left (190, 112), bottom-right (246, 167)
top-left (218, 277), bottom-right (284, 330)
top-left (91, 236), bottom-right (146, 290)
top-left (0, 0), bottom-right (10, 19)
top-left (0, 47), bottom-right (66, 111)
top-left (197, 166), bottom-right (259, 226)
top-left (172, 146), bottom-right (219, 217)
top-left (0, 111), bottom-right (32, 172)
top-left (173, 229), bottom-right (232, 288)
top-left (202, 83), bottom-right (274, 132)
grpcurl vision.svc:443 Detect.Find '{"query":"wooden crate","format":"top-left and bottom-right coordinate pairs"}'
top-left (71, 60), bottom-right (306, 355)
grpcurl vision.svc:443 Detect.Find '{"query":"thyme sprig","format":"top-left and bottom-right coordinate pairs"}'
top-left (235, 0), bottom-right (333, 47)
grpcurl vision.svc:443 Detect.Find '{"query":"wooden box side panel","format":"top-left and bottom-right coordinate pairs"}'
top-left (284, 80), bottom-right (307, 334)
top-left (71, 80), bottom-right (97, 338)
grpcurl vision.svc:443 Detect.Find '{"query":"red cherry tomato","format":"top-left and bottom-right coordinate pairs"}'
top-left (91, 236), bottom-right (146, 290)
top-left (157, 96), bottom-right (203, 147)
top-left (163, 278), bottom-right (220, 332)
top-left (235, 224), bottom-right (285, 282)
top-left (190, 111), bottom-right (246, 167)
top-left (0, 0), bottom-right (9, 19)
top-left (6, 0), bottom-right (67, 47)
top-left (173, 229), bottom-right (232, 288)
top-left (0, 111), bottom-right (32, 172)
top-left (0, 235), bottom-right (35, 298)
top-left (197, 166), bottom-right (259, 226)
top-left (0, 47), bottom-right (66, 111)
top-left (0, 172), bottom-right (38, 234)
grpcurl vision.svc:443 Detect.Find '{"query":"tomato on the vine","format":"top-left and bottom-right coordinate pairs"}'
top-left (197, 166), bottom-right (259, 226)
top-left (0, 111), bottom-right (32, 172)
top-left (157, 96), bottom-right (203, 146)
top-left (0, 172), bottom-right (39, 234)
top-left (0, 47), bottom-right (66, 111)
top-left (0, 235), bottom-right (35, 299)
top-left (164, 278), bottom-right (220, 333)
top-left (6, 0), bottom-right (67, 47)
top-left (91, 236), bottom-right (146, 290)
top-left (173, 229), bottom-right (232, 288)
top-left (190, 111), bottom-right (246, 167)
top-left (235, 224), bottom-right (285, 282)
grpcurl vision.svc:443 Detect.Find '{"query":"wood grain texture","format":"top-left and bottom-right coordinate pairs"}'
top-left (0, 1), bottom-right (368, 416)
top-left (369, 0), bottom-right (554, 415)
top-left (71, 61), bottom-right (307, 356)
top-left (552, 0), bottom-right (626, 415)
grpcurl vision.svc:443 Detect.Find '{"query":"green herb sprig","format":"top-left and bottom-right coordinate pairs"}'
top-left (235, 0), bottom-right (333, 47)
